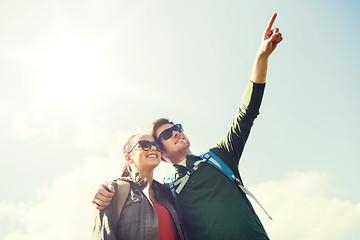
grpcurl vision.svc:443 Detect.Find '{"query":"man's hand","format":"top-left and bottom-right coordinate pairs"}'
top-left (258, 13), bottom-right (283, 57)
top-left (91, 184), bottom-right (115, 210)
top-left (251, 13), bottom-right (284, 84)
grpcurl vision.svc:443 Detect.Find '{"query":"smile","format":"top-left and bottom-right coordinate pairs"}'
top-left (175, 138), bottom-right (185, 144)
top-left (146, 153), bottom-right (158, 158)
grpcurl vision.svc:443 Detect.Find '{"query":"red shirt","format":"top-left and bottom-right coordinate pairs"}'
top-left (152, 201), bottom-right (178, 240)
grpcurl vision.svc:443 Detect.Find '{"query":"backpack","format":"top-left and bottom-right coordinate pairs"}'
top-left (92, 180), bottom-right (130, 240)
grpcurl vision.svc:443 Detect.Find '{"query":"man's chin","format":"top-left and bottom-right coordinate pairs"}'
top-left (175, 138), bottom-right (190, 146)
top-left (179, 142), bottom-right (190, 150)
top-left (175, 139), bottom-right (190, 147)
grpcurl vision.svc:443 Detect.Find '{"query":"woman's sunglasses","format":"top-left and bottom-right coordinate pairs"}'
top-left (128, 140), bottom-right (161, 154)
top-left (158, 124), bottom-right (183, 141)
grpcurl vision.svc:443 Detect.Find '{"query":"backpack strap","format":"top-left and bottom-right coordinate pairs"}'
top-left (114, 180), bottom-right (130, 224)
top-left (201, 151), bottom-right (272, 220)
top-left (163, 173), bottom-right (183, 217)
top-left (200, 151), bottom-right (244, 185)
top-left (170, 151), bottom-right (272, 220)
top-left (175, 157), bottom-right (209, 194)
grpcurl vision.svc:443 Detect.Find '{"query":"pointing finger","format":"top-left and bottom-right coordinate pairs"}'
top-left (267, 13), bottom-right (277, 31)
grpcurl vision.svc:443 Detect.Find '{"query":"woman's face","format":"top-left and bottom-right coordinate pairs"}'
top-left (127, 134), bottom-right (161, 173)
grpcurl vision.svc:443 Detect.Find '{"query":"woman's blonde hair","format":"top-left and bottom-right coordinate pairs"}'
top-left (120, 133), bottom-right (142, 177)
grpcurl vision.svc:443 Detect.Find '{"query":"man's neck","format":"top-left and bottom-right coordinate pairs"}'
top-left (168, 148), bottom-right (193, 165)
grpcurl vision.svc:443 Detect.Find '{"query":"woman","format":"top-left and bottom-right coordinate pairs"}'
top-left (92, 133), bottom-right (187, 240)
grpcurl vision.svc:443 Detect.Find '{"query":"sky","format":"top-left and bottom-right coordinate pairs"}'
top-left (1, 0), bottom-right (360, 239)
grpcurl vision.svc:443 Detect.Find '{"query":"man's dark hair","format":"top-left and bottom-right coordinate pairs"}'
top-left (149, 118), bottom-right (174, 141)
top-left (149, 118), bottom-right (175, 162)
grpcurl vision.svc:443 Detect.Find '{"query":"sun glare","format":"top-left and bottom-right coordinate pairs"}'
top-left (36, 40), bottom-right (107, 107)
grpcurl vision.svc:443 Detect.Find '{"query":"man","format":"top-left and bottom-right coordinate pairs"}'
top-left (93, 13), bottom-right (283, 239)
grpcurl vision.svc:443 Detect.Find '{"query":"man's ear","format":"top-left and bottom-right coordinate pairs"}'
top-left (125, 154), bottom-right (134, 164)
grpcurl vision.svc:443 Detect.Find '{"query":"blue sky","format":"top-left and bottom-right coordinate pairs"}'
top-left (1, 1), bottom-right (359, 239)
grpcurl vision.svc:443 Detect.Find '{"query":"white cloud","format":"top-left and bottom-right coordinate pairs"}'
top-left (9, 109), bottom-right (67, 142)
top-left (1, 157), bottom-right (121, 240)
top-left (10, 111), bottom-right (40, 140)
top-left (70, 121), bottom-right (129, 154)
top-left (249, 172), bottom-right (360, 240)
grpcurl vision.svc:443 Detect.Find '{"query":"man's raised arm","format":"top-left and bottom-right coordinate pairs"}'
top-left (251, 12), bottom-right (283, 84)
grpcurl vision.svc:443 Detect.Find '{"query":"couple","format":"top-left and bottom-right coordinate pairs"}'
top-left (92, 13), bottom-right (283, 240)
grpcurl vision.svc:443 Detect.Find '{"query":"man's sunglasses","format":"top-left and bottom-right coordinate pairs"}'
top-left (128, 140), bottom-right (161, 154)
top-left (158, 124), bottom-right (183, 141)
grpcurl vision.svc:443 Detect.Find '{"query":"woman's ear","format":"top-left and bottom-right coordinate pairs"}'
top-left (125, 154), bottom-right (133, 164)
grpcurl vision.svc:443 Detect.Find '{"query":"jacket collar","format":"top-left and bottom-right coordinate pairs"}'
top-left (132, 171), bottom-right (149, 190)
top-left (128, 172), bottom-right (164, 201)
top-left (120, 171), bottom-right (149, 190)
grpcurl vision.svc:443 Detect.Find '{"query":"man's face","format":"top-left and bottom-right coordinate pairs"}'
top-left (155, 123), bottom-right (190, 161)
